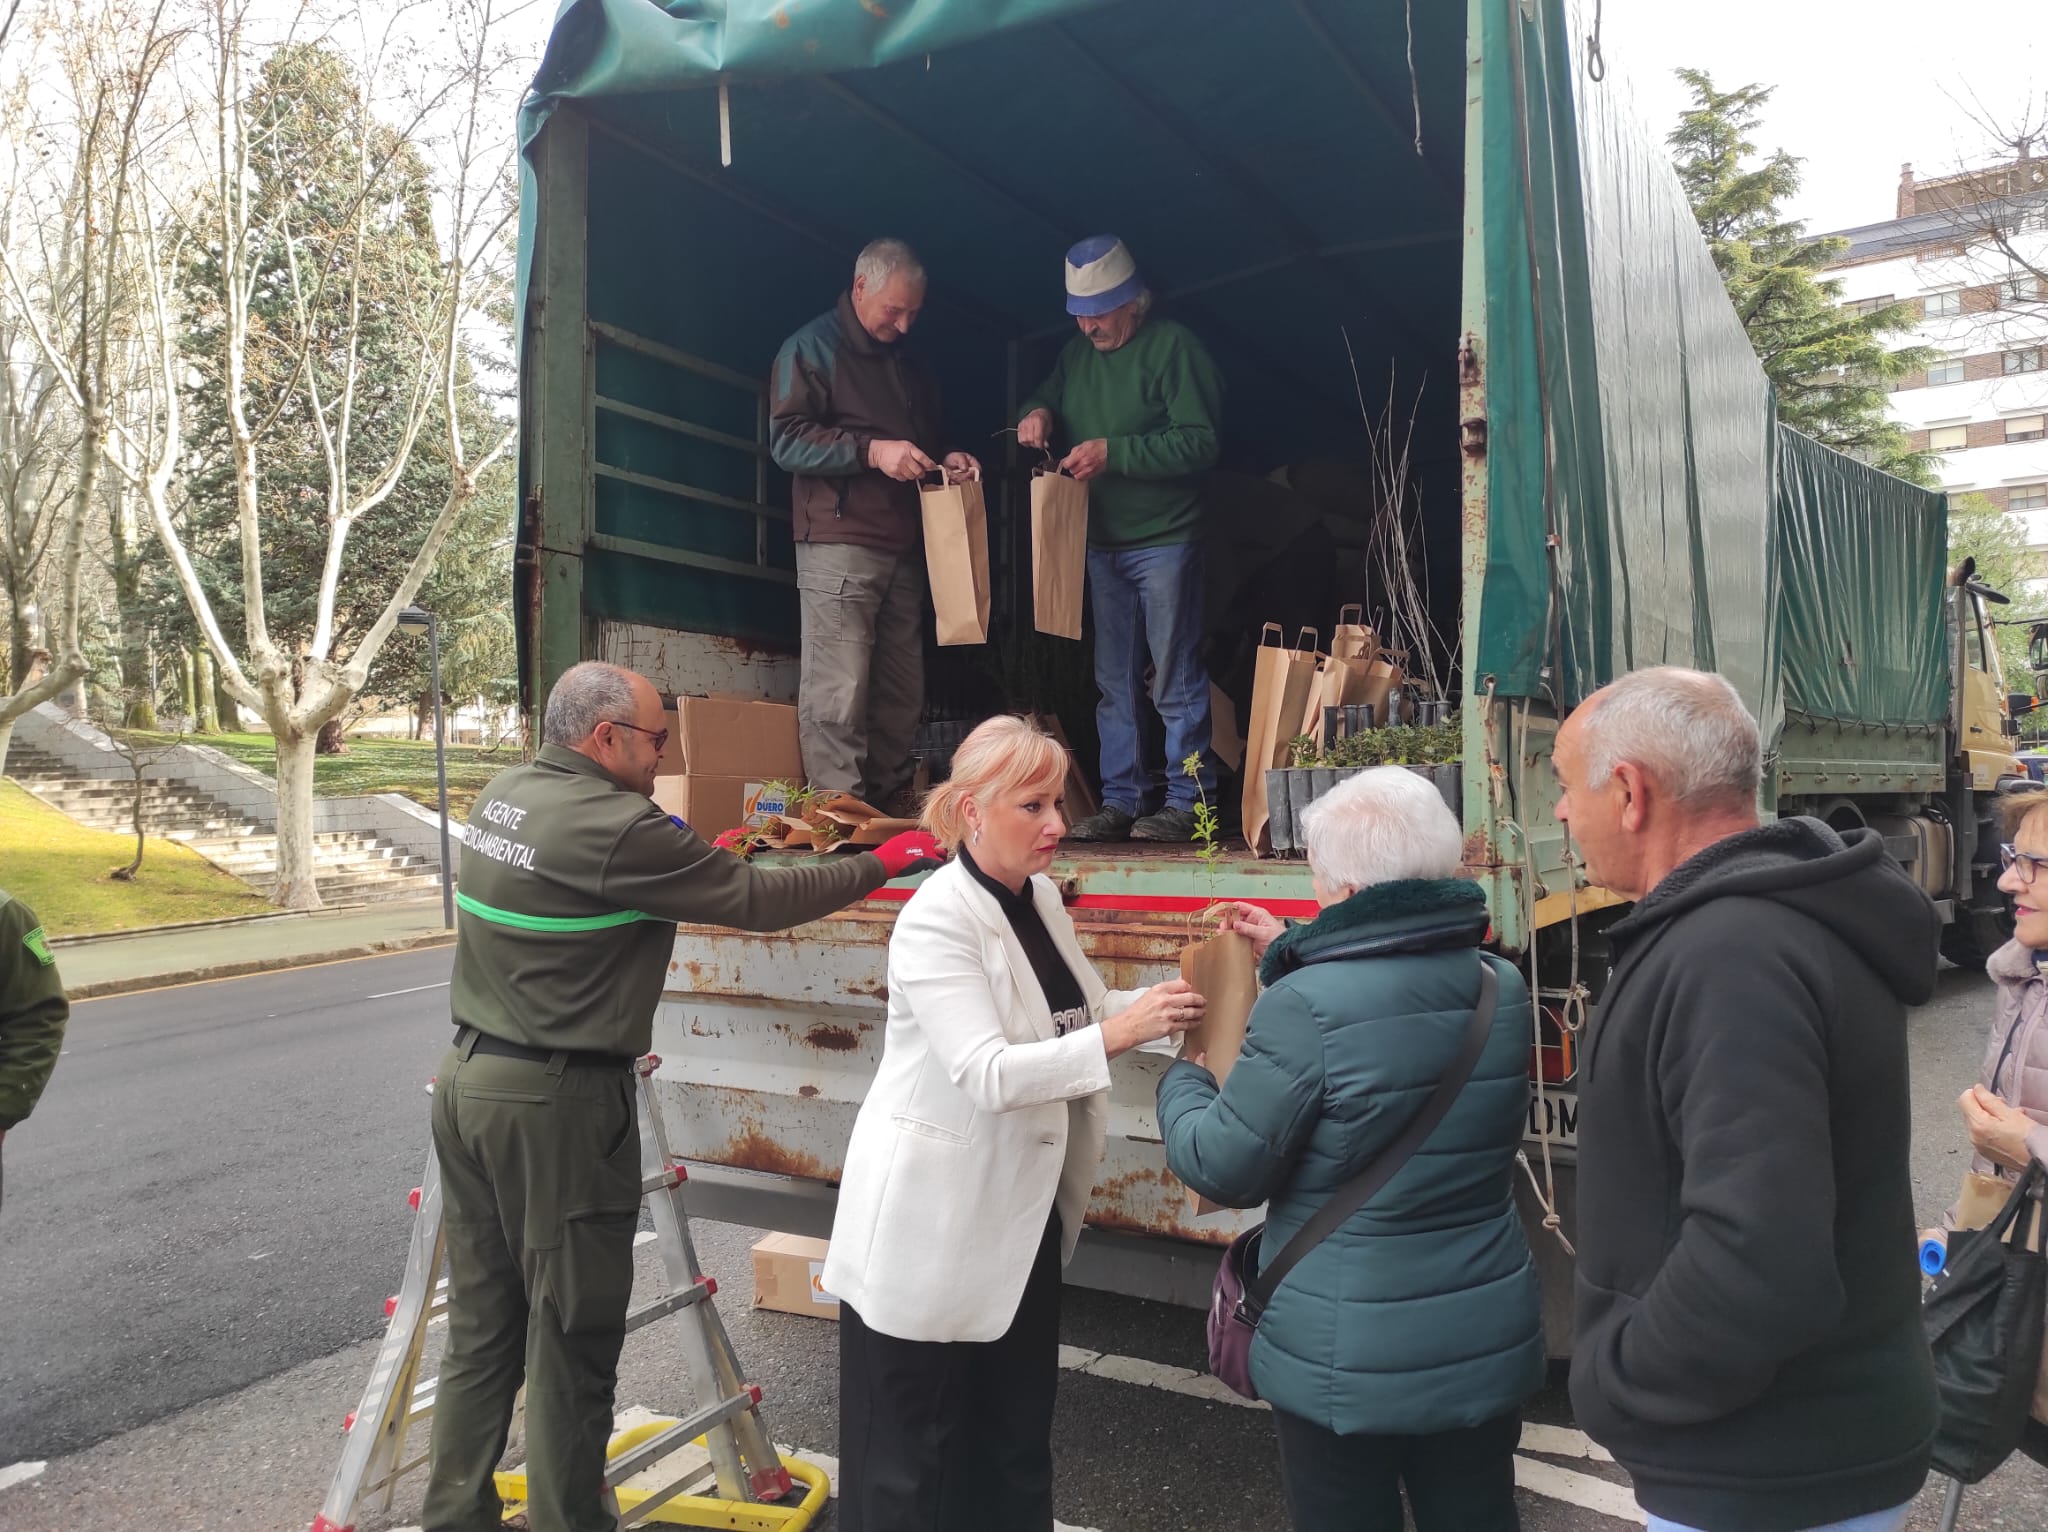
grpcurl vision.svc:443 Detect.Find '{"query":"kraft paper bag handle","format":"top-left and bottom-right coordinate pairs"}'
top-left (1259, 622), bottom-right (1286, 648)
top-left (1295, 627), bottom-right (1318, 654)
top-left (1033, 464), bottom-right (1077, 480)
top-left (1337, 603), bottom-right (1363, 625)
top-left (921, 463), bottom-right (981, 485)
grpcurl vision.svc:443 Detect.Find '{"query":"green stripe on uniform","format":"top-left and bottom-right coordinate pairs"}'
top-left (454, 890), bottom-right (656, 932)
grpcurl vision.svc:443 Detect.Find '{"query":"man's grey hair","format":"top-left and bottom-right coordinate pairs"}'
top-left (1301, 767), bottom-right (1462, 892)
top-left (542, 662), bottom-right (640, 747)
top-left (1131, 287), bottom-right (1155, 321)
top-left (854, 238), bottom-right (925, 291)
top-left (1579, 666), bottom-right (1761, 810)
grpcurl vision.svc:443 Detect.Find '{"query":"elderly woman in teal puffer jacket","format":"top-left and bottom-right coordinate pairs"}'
top-left (1158, 766), bottom-right (1544, 1532)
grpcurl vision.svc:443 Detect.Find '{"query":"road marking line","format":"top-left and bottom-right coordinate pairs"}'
top-left (1058, 1344), bottom-right (1268, 1409)
top-left (1514, 1455), bottom-right (1646, 1523)
top-left (0, 1461), bottom-right (47, 1492)
top-left (368, 981), bottom-right (451, 999)
top-left (1519, 1421), bottom-right (1615, 1463)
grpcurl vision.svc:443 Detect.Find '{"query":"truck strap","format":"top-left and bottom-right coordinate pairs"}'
top-left (453, 890), bottom-right (657, 932)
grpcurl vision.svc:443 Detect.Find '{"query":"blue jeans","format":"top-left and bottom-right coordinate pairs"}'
top-left (1087, 543), bottom-right (1215, 814)
top-left (1647, 1502), bottom-right (1912, 1532)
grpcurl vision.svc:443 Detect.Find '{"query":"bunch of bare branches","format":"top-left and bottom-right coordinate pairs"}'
top-left (1343, 331), bottom-right (1454, 703)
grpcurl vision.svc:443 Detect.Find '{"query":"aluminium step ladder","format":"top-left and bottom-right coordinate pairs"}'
top-left (310, 1056), bottom-right (826, 1531)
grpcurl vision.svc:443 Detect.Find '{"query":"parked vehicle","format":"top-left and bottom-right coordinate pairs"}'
top-left (512, 0), bottom-right (2018, 1348)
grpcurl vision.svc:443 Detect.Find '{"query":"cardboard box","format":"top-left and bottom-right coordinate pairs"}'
top-left (652, 777), bottom-right (788, 840)
top-left (657, 696), bottom-right (802, 781)
top-left (751, 1233), bottom-right (839, 1320)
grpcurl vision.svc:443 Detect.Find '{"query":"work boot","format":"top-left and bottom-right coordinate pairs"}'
top-left (1130, 805), bottom-right (1199, 844)
top-left (1064, 805), bottom-right (1134, 843)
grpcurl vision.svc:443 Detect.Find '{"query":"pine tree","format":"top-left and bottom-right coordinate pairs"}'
top-left (1669, 70), bottom-right (1937, 486)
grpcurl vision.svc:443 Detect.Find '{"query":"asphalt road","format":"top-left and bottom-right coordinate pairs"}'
top-left (0, 951), bottom-right (2044, 1531)
top-left (0, 946), bottom-right (456, 1460)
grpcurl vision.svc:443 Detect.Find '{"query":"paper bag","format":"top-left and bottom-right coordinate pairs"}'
top-left (1356, 652), bottom-right (1405, 724)
top-left (1331, 604), bottom-right (1378, 665)
top-left (1209, 683), bottom-right (1245, 774)
top-left (1241, 624), bottom-right (1320, 857)
top-left (1180, 930), bottom-right (1260, 1215)
top-left (1030, 468), bottom-right (1088, 641)
top-left (1298, 654), bottom-right (1382, 747)
top-left (920, 469), bottom-right (990, 646)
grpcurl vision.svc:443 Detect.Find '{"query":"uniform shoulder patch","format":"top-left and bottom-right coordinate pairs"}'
top-left (22, 925), bottom-right (54, 967)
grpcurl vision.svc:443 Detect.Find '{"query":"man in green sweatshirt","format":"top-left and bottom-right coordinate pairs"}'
top-left (1018, 236), bottom-right (1224, 843)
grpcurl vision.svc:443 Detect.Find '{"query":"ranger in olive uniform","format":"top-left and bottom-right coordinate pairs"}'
top-left (423, 663), bottom-right (943, 1532)
top-left (0, 885), bottom-right (69, 1213)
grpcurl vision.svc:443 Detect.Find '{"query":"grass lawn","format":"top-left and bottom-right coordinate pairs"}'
top-left (0, 780), bottom-right (271, 936)
top-left (136, 731), bottom-right (517, 820)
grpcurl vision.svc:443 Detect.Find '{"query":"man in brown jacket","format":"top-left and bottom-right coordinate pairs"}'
top-left (769, 239), bottom-right (977, 811)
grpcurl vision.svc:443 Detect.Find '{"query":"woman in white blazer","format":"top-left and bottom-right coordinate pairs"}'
top-left (825, 715), bottom-right (1204, 1532)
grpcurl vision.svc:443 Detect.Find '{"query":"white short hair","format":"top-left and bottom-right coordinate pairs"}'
top-left (1301, 767), bottom-right (1463, 890)
top-left (1579, 667), bottom-right (1761, 810)
top-left (854, 238), bottom-right (925, 291)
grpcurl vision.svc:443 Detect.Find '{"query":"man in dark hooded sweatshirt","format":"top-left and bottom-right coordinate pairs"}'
top-left (1552, 666), bottom-right (1938, 1532)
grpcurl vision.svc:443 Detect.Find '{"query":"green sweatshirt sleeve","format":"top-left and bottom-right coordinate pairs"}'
top-left (598, 807), bottom-right (888, 931)
top-left (0, 894), bottom-right (69, 1130)
top-left (1106, 327), bottom-right (1222, 481)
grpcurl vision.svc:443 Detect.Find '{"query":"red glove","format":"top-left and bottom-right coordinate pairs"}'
top-left (712, 826), bottom-right (751, 856)
top-left (871, 829), bottom-right (947, 879)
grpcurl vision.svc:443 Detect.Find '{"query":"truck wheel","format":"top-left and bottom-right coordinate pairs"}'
top-left (1940, 905), bottom-right (2014, 970)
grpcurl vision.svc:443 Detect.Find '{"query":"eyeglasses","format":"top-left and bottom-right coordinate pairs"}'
top-left (603, 720), bottom-right (670, 754)
top-left (2000, 843), bottom-right (2048, 886)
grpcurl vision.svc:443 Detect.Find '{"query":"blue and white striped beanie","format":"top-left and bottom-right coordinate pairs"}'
top-left (1064, 236), bottom-right (1145, 317)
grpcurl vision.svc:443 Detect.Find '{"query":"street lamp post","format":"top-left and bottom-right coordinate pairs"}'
top-left (398, 606), bottom-right (454, 929)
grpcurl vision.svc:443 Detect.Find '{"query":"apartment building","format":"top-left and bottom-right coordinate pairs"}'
top-left (1819, 157), bottom-right (2048, 583)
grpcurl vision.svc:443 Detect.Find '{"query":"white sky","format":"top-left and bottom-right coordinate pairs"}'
top-left (1603, 0), bottom-right (2046, 234)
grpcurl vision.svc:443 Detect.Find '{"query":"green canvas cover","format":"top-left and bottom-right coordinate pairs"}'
top-left (1775, 425), bottom-right (1948, 727)
top-left (1473, 0), bottom-right (1779, 724)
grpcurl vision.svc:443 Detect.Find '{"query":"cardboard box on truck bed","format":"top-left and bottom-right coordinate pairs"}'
top-left (751, 1233), bottom-right (839, 1320)
top-left (656, 696), bottom-right (802, 780)
top-left (651, 778), bottom-right (790, 841)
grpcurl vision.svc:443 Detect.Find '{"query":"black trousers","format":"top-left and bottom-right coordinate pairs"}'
top-left (837, 1212), bottom-right (1063, 1532)
top-left (1272, 1405), bottom-right (1522, 1532)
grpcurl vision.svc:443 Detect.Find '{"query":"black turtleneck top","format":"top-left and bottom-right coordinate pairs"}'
top-left (961, 849), bottom-right (1091, 1037)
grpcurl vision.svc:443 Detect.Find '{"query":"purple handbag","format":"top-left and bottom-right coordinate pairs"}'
top-left (1206, 961), bottom-right (1499, 1400)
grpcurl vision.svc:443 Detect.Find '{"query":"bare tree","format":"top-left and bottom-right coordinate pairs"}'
top-left (0, 3), bottom-right (164, 773)
top-left (3, 0), bottom-right (519, 907)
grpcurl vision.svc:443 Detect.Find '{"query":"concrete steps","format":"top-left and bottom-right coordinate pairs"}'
top-left (6, 740), bottom-right (445, 909)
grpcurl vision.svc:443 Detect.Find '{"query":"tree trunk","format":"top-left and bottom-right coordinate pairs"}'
top-left (270, 729), bottom-right (323, 910)
top-left (316, 717), bottom-right (346, 754)
top-left (210, 663), bottom-right (236, 733)
top-left (113, 757), bottom-right (146, 880)
top-left (196, 647), bottom-right (223, 737)
top-left (178, 649), bottom-right (197, 723)
top-left (0, 716), bottom-right (14, 779)
top-left (6, 608), bottom-right (30, 693)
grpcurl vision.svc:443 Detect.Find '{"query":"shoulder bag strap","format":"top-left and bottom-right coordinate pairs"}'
top-left (1248, 958), bottom-right (1501, 1311)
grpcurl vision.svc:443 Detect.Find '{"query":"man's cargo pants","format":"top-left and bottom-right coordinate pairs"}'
top-left (419, 1038), bottom-right (642, 1532)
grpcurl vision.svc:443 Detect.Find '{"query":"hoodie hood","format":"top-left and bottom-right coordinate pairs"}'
top-left (1611, 817), bottom-right (1938, 1007)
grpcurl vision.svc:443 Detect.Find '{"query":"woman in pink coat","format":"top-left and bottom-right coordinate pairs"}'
top-left (1945, 793), bottom-right (2048, 1460)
